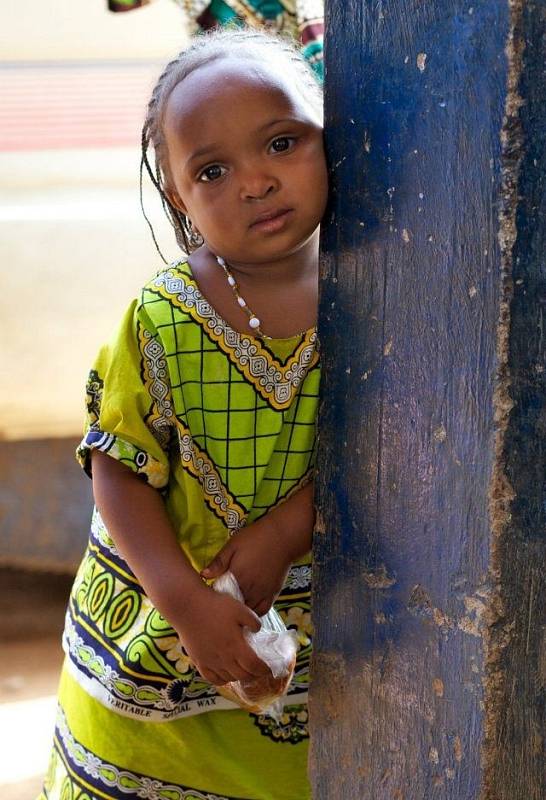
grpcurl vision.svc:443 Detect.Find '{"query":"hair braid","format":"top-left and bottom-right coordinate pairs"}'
top-left (140, 27), bottom-right (323, 259)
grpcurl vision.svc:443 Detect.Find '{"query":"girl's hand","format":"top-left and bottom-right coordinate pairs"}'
top-left (200, 518), bottom-right (293, 616)
top-left (201, 483), bottom-right (315, 615)
top-left (172, 583), bottom-right (270, 685)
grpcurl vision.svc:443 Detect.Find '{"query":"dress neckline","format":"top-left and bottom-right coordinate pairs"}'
top-left (176, 259), bottom-right (317, 345)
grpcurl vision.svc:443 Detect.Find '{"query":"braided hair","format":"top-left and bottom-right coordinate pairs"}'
top-left (140, 27), bottom-right (323, 259)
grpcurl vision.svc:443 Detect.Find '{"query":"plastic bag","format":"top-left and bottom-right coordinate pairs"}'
top-left (212, 571), bottom-right (298, 716)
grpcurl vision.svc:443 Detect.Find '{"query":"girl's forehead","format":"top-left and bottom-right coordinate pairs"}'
top-left (164, 57), bottom-right (319, 129)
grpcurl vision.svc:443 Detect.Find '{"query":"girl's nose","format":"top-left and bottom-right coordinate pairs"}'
top-left (240, 168), bottom-right (279, 201)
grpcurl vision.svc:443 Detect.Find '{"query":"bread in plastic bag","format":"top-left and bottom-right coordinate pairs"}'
top-left (212, 571), bottom-right (298, 716)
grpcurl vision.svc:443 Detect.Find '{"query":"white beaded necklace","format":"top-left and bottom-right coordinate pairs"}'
top-left (216, 255), bottom-right (266, 338)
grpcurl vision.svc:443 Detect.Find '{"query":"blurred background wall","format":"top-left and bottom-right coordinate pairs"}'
top-left (0, 6), bottom-right (323, 797)
top-left (0, 0), bottom-right (188, 570)
top-left (1, 4), bottom-right (190, 797)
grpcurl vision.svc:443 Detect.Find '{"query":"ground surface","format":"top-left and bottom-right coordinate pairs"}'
top-left (0, 568), bottom-right (74, 800)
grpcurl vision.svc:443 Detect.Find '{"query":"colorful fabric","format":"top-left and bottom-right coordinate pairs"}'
top-left (43, 669), bottom-right (311, 800)
top-left (108, 0), bottom-right (324, 80)
top-left (108, 0), bottom-right (150, 10)
top-left (40, 260), bottom-right (319, 799)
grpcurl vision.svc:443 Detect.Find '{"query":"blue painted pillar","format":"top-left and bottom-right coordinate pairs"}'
top-left (310, 2), bottom-right (545, 798)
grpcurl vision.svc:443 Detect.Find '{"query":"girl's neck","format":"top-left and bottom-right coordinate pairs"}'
top-left (209, 230), bottom-right (319, 287)
top-left (188, 233), bottom-right (319, 339)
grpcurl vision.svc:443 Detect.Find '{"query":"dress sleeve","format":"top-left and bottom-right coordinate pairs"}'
top-left (76, 299), bottom-right (174, 489)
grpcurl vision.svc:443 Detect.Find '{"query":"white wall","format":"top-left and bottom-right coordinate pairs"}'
top-left (0, 1), bottom-right (189, 440)
top-left (1, 0), bottom-right (187, 61)
top-left (0, 149), bottom-right (179, 441)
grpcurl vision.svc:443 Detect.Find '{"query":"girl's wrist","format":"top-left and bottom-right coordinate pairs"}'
top-left (266, 500), bottom-right (314, 563)
top-left (169, 584), bottom-right (227, 643)
top-left (266, 484), bottom-right (315, 564)
top-left (146, 567), bottom-right (208, 625)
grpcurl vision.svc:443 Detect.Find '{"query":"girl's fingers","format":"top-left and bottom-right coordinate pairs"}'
top-left (253, 598), bottom-right (271, 617)
top-left (240, 606), bottom-right (261, 633)
top-left (238, 577), bottom-right (254, 593)
top-left (199, 668), bottom-right (226, 685)
top-left (238, 644), bottom-right (272, 677)
top-left (200, 543), bottom-right (234, 578)
top-left (206, 661), bottom-right (264, 684)
top-left (245, 655), bottom-right (272, 678)
top-left (234, 660), bottom-right (262, 681)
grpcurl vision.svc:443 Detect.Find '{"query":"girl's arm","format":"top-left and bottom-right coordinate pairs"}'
top-left (91, 450), bottom-right (270, 684)
top-left (201, 481), bottom-right (315, 615)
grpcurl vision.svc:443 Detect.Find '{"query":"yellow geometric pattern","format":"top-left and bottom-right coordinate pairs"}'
top-left (174, 417), bottom-right (246, 530)
top-left (147, 264), bottom-right (319, 410)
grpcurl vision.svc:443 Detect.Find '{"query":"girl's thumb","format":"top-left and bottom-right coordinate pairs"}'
top-left (243, 607), bottom-right (262, 634)
top-left (200, 547), bottom-right (231, 578)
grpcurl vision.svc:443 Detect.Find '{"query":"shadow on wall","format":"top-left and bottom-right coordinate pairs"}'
top-left (0, 567), bottom-right (78, 800)
top-left (0, 438), bottom-right (92, 572)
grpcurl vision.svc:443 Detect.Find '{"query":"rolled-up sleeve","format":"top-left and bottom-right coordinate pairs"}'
top-left (76, 299), bottom-right (174, 489)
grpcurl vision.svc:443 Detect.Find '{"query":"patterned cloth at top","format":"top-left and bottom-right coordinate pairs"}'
top-left (107, 0), bottom-right (324, 80)
top-left (39, 259), bottom-right (319, 800)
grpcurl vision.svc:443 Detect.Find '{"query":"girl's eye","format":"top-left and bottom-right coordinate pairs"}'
top-left (269, 136), bottom-right (296, 154)
top-left (198, 164), bottom-right (226, 182)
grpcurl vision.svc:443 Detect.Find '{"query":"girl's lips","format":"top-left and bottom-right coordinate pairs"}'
top-left (249, 209), bottom-right (293, 233)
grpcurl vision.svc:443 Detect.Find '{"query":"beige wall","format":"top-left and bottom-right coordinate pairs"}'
top-left (0, 148), bottom-right (179, 441)
top-left (0, 1), bottom-right (190, 441)
top-left (1, 0), bottom-right (187, 61)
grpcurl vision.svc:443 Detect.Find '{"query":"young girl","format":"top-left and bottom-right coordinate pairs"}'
top-left (40, 28), bottom-right (327, 800)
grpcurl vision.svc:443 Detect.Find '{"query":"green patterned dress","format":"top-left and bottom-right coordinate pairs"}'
top-left (40, 260), bottom-right (319, 800)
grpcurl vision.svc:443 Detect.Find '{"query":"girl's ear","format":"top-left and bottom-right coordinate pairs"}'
top-left (165, 185), bottom-right (188, 215)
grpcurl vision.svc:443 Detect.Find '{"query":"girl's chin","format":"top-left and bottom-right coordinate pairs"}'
top-left (206, 226), bottom-right (319, 266)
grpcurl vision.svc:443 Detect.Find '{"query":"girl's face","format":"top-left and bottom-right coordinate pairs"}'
top-left (163, 57), bottom-right (328, 267)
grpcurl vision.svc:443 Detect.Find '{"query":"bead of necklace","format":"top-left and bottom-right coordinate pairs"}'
top-left (216, 255), bottom-right (266, 337)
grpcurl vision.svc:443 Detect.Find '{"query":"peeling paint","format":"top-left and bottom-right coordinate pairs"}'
top-left (433, 424), bottom-right (447, 442)
top-left (362, 564), bottom-right (396, 589)
top-left (458, 616), bottom-right (481, 637)
top-left (417, 52), bottom-right (427, 72)
top-left (407, 585), bottom-right (494, 640)
top-left (483, 2), bottom-right (527, 797)
top-left (314, 509), bottom-right (326, 536)
top-left (407, 585), bottom-right (454, 632)
top-left (458, 594), bottom-right (489, 636)
top-left (380, 768), bottom-right (392, 784)
top-left (454, 735), bottom-right (463, 762)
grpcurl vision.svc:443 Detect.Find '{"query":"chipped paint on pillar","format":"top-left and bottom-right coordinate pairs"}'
top-left (483, 1), bottom-right (546, 798)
